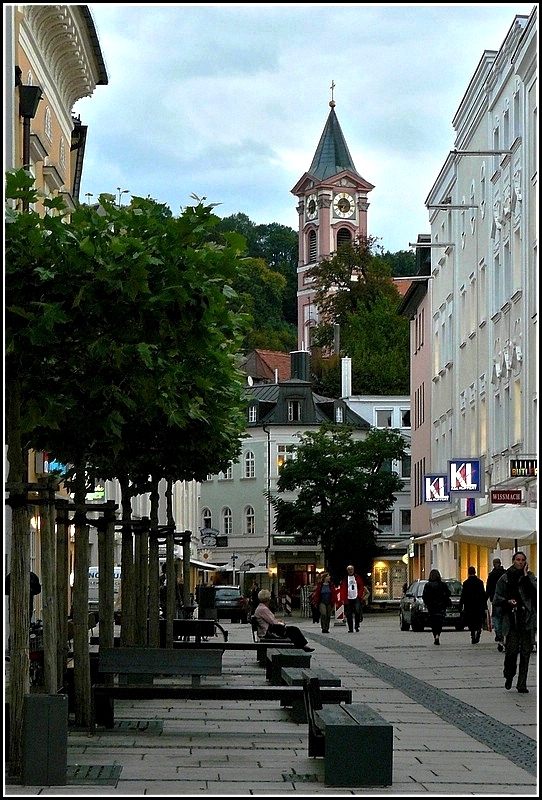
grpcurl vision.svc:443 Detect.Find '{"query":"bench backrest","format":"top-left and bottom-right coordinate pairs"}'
top-left (303, 673), bottom-right (325, 756)
top-left (98, 647), bottom-right (222, 675)
top-left (250, 615), bottom-right (259, 642)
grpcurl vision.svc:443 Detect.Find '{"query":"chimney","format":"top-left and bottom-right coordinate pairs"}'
top-left (290, 350), bottom-right (310, 382)
top-left (341, 357), bottom-right (352, 398)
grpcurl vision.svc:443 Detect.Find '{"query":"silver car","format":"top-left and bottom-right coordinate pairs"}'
top-left (399, 579), bottom-right (464, 632)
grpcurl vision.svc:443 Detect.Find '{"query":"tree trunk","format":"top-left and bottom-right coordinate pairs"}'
top-left (6, 376), bottom-right (31, 779)
top-left (72, 465), bottom-right (91, 728)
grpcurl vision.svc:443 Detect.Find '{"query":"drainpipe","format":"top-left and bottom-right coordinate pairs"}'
top-left (262, 424), bottom-right (271, 569)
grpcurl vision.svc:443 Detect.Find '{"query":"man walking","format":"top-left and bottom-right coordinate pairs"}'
top-left (339, 565), bottom-right (365, 633)
top-left (486, 557), bottom-right (506, 651)
top-left (460, 566), bottom-right (487, 644)
top-left (493, 551), bottom-right (537, 693)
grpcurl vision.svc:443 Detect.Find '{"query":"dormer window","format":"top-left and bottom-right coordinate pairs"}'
top-left (287, 400), bottom-right (301, 422)
top-left (336, 405), bottom-right (344, 423)
top-left (248, 405), bottom-right (257, 423)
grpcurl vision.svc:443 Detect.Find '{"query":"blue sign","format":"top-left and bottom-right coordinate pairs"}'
top-left (423, 474), bottom-right (449, 503)
top-left (448, 458), bottom-right (484, 496)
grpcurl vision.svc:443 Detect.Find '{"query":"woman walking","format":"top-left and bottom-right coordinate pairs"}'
top-left (422, 569), bottom-right (451, 645)
top-left (311, 572), bottom-right (337, 633)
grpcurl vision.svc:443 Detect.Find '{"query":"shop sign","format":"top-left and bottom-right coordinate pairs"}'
top-left (423, 475), bottom-right (449, 502)
top-left (448, 458), bottom-right (484, 496)
top-left (490, 490), bottom-right (522, 504)
top-left (509, 459), bottom-right (537, 477)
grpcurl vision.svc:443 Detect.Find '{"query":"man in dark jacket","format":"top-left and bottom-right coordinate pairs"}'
top-left (460, 566), bottom-right (487, 644)
top-left (493, 551), bottom-right (536, 693)
top-left (486, 558), bottom-right (506, 649)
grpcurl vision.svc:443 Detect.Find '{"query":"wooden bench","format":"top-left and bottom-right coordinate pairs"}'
top-left (266, 647), bottom-right (312, 684)
top-left (281, 667), bottom-right (342, 722)
top-left (91, 682), bottom-right (353, 732)
top-left (89, 638), bottom-right (296, 666)
top-left (303, 675), bottom-right (393, 787)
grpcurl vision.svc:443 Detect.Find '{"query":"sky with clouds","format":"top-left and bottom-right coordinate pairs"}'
top-left (74, 3), bottom-right (534, 253)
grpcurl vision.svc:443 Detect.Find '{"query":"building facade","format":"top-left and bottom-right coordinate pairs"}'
top-left (196, 350), bottom-right (370, 606)
top-left (401, 7), bottom-right (537, 584)
top-left (4, 4), bottom-right (108, 620)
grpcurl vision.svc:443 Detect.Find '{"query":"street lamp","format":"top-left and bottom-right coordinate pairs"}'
top-left (85, 192), bottom-right (94, 204)
top-left (231, 552), bottom-right (238, 586)
top-left (19, 84), bottom-right (43, 211)
top-left (116, 187), bottom-right (130, 206)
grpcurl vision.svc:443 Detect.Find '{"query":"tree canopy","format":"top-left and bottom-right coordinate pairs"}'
top-left (267, 424), bottom-right (408, 581)
top-left (216, 213), bottom-right (298, 350)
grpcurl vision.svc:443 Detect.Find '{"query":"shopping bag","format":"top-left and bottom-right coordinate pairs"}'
top-left (483, 608), bottom-right (492, 632)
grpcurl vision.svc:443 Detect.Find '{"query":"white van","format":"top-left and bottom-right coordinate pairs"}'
top-left (88, 566), bottom-right (121, 611)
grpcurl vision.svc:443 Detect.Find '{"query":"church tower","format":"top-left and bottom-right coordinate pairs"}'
top-left (291, 85), bottom-right (374, 350)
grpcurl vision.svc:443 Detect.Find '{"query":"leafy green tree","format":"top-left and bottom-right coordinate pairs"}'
top-left (5, 172), bottom-right (250, 746)
top-left (308, 238), bottom-right (410, 395)
top-left (381, 248), bottom-right (416, 277)
top-left (267, 425), bottom-right (407, 581)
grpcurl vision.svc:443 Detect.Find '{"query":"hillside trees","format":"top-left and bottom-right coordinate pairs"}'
top-left (216, 214), bottom-right (298, 350)
top-left (307, 237), bottom-right (410, 396)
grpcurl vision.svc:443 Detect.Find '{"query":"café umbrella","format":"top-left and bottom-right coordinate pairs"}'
top-left (441, 504), bottom-right (537, 549)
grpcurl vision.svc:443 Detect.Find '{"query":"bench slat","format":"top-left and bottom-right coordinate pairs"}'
top-left (281, 667), bottom-right (341, 687)
top-left (266, 648), bottom-right (312, 683)
top-left (98, 647), bottom-right (222, 675)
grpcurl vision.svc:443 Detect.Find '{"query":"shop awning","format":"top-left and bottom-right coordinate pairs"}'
top-left (190, 558), bottom-right (223, 570)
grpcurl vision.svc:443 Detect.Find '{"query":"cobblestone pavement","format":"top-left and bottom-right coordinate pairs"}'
top-left (4, 610), bottom-right (537, 796)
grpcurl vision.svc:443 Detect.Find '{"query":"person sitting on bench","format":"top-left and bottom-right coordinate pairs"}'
top-left (254, 589), bottom-right (314, 652)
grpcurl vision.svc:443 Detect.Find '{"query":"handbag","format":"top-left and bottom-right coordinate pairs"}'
top-left (483, 608), bottom-right (492, 632)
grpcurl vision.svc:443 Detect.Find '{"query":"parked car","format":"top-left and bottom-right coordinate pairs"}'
top-left (399, 579), bottom-right (464, 631)
top-left (213, 586), bottom-right (248, 623)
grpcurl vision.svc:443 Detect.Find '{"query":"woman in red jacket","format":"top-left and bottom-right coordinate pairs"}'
top-left (311, 572), bottom-right (337, 633)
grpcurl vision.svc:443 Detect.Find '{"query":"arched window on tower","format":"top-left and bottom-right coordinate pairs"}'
top-left (308, 229), bottom-right (317, 262)
top-left (336, 227), bottom-right (352, 249)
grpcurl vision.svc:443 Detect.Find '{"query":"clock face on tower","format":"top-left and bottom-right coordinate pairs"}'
top-left (333, 192), bottom-right (355, 218)
top-left (306, 193), bottom-right (318, 220)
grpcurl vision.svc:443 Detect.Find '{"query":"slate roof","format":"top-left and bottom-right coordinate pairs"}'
top-left (238, 349), bottom-right (291, 383)
top-left (246, 379), bottom-right (370, 429)
top-left (307, 106), bottom-right (360, 180)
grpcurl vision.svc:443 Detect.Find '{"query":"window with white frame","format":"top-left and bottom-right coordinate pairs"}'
top-left (400, 455), bottom-right (411, 479)
top-left (401, 509), bottom-right (411, 533)
top-left (335, 405), bottom-right (344, 423)
top-left (287, 400), bottom-right (301, 422)
top-left (201, 508), bottom-right (212, 529)
top-left (378, 511), bottom-right (393, 535)
top-left (376, 409), bottom-right (393, 428)
top-left (244, 450), bottom-right (255, 478)
top-left (248, 405), bottom-right (257, 423)
top-left (222, 507), bottom-right (232, 537)
top-left (277, 444), bottom-right (296, 471)
top-left (400, 409), bottom-right (410, 428)
top-left (245, 506), bottom-right (255, 535)
top-left (218, 463), bottom-right (233, 480)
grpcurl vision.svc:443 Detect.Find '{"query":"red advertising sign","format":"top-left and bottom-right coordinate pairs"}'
top-left (490, 489), bottom-right (522, 504)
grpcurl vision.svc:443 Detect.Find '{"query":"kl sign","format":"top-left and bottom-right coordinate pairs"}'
top-left (424, 458), bottom-right (484, 503)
